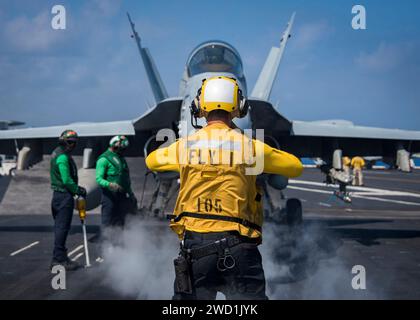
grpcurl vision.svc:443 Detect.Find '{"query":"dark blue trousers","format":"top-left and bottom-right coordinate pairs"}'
top-left (101, 189), bottom-right (133, 227)
top-left (173, 231), bottom-right (268, 300)
top-left (51, 191), bottom-right (74, 262)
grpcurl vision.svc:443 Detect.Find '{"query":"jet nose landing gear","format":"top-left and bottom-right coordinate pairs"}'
top-left (285, 198), bottom-right (303, 226)
top-left (261, 174), bottom-right (304, 227)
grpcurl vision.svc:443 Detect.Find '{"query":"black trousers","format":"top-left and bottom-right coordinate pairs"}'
top-left (173, 231), bottom-right (268, 300)
top-left (51, 191), bottom-right (74, 262)
top-left (101, 189), bottom-right (134, 227)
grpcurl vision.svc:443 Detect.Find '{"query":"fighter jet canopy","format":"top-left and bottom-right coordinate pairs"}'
top-left (187, 41), bottom-right (244, 78)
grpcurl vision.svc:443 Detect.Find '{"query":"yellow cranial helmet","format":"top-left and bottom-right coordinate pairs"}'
top-left (190, 76), bottom-right (248, 119)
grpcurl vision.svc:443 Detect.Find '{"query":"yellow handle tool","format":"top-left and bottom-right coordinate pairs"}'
top-left (77, 196), bottom-right (87, 220)
top-left (76, 196), bottom-right (91, 268)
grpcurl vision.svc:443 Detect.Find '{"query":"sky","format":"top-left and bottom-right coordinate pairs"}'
top-left (0, 0), bottom-right (419, 130)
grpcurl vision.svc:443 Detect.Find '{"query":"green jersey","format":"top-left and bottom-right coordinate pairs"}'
top-left (50, 146), bottom-right (79, 195)
top-left (96, 149), bottom-right (132, 194)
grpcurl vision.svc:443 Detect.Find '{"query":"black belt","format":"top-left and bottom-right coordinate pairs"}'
top-left (181, 231), bottom-right (261, 271)
top-left (182, 236), bottom-right (243, 261)
top-left (184, 230), bottom-right (261, 244)
top-left (167, 212), bottom-right (262, 233)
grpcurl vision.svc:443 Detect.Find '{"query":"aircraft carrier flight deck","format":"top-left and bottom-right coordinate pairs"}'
top-left (1, 158), bottom-right (419, 300)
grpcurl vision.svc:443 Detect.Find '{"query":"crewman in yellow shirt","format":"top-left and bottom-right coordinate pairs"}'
top-left (146, 76), bottom-right (303, 300)
top-left (351, 156), bottom-right (366, 186)
top-left (342, 156), bottom-right (351, 175)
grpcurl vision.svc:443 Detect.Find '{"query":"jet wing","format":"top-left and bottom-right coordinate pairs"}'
top-left (0, 98), bottom-right (182, 158)
top-left (249, 14), bottom-right (420, 162)
top-left (0, 120), bottom-right (135, 140)
top-left (132, 97), bottom-right (182, 131)
top-left (249, 99), bottom-right (420, 160)
top-left (0, 119), bottom-right (137, 158)
top-left (249, 99), bottom-right (291, 133)
top-left (286, 120), bottom-right (420, 159)
top-left (291, 120), bottom-right (420, 141)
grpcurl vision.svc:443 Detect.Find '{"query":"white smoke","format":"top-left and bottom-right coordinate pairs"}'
top-left (100, 215), bottom-right (382, 299)
top-left (261, 221), bottom-right (382, 299)
top-left (101, 215), bottom-right (179, 299)
top-left (261, 222), bottom-right (349, 299)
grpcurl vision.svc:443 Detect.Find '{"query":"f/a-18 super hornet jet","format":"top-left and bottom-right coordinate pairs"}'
top-left (1, 13), bottom-right (420, 219)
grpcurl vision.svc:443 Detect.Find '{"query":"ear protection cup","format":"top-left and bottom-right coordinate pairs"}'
top-left (189, 88), bottom-right (202, 118)
top-left (239, 99), bottom-right (250, 118)
top-left (119, 137), bottom-right (129, 148)
top-left (237, 88), bottom-right (249, 118)
top-left (109, 135), bottom-right (129, 149)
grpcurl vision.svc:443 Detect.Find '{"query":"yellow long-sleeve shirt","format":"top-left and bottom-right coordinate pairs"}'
top-left (146, 127), bottom-right (303, 178)
top-left (145, 121), bottom-right (303, 238)
top-left (351, 156), bottom-right (365, 170)
top-left (342, 156), bottom-right (351, 167)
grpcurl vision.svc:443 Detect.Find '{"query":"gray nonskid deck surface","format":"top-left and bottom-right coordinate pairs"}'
top-left (1, 159), bottom-right (420, 299)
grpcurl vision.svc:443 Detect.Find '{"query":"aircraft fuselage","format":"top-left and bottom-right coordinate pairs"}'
top-left (177, 41), bottom-right (252, 137)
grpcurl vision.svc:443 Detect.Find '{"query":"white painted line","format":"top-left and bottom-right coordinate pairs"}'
top-left (290, 179), bottom-right (420, 198)
top-left (288, 185), bottom-right (420, 206)
top-left (354, 195), bottom-right (420, 206)
top-left (72, 252), bottom-right (84, 261)
top-left (68, 245), bottom-right (84, 257)
top-left (290, 179), bottom-right (344, 188)
top-left (10, 241), bottom-right (40, 256)
top-left (288, 185), bottom-right (331, 195)
top-left (319, 202), bottom-right (332, 207)
top-left (351, 190), bottom-right (420, 197)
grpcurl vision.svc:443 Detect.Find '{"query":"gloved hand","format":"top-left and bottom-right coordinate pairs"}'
top-left (109, 182), bottom-right (124, 193)
top-left (77, 186), bottom-right (87, 197)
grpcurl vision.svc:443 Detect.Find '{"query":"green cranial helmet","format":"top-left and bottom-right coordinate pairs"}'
top-left (109, 135), bottom-right (129, 149)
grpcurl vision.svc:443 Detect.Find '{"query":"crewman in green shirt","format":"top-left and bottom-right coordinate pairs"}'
top-left (96, 135), bottom-right (137, 228)
top-left (50, 130), bottom-right (86, 271)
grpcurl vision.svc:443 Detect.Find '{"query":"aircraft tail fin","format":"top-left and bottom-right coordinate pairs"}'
top-left (127, 12), bottom-right (169, 103)
top-left (250, 12), bottom-right (295, 101)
